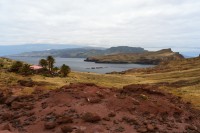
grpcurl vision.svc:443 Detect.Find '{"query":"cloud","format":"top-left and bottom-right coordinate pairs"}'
top-left (0, 0), bottom-right (200, 50)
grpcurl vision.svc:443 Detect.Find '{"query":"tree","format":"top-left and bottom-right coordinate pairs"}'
top-left (47, 56), bottom-right (55, 72)
top-left (39, 59), bottom-right (48, 68)
top-left (60, 64), bottom-right (71, 77)
top-left (10, 61), bottom-right (23, 72)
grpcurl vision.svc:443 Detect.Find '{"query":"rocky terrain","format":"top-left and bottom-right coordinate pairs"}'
top-left (85, 48), bottom-right (184, 64)
top-left (0, 83), bottom-right (200, 133)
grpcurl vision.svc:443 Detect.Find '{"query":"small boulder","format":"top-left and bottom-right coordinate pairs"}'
top-left (186, 125), bottom-right (198, 131)
top-left (82, 112), bottom-right (101, 123)
top-left (103, 117), bottom-right (110, 121)
top-left (108, 112), bottom-right (116, 117)
top-left (44, 121), bottom-right (56, 129)
top-left (122, 116), bottom-right (138, 125)
top-left (57, 116), bottom-right (73, 124)
top-left (140, 94), bottom-right (148, 100)
top-left (86, 97), bottom-right (101, 104)
top-left (61, 125), bottom-right (73, 133)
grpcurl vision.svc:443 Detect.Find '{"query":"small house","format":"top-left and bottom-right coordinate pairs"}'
top-left (30, 65), bottom-right (43, 70)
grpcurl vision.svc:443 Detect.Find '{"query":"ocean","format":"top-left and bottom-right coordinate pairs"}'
top-left (8, 57), bottom-right (154, 74)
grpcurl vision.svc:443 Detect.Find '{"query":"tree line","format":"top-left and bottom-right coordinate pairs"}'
top-left (9, 56), bottom-right (71, 77)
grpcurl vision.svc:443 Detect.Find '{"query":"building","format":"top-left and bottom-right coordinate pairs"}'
top-left (30, 65), bottom-right (43, 70)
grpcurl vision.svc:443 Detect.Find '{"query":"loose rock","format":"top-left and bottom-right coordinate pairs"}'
top-left (44, 122), bottom-right (56, 129)
top-left (82, 112), bottom-right (101, 123)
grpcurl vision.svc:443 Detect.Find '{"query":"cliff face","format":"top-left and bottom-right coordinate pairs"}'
top-left (85, 48), bottom-right (184, 65)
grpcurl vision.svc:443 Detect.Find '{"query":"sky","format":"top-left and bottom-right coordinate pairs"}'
top-left (0, 0), bottom-right (200, 51)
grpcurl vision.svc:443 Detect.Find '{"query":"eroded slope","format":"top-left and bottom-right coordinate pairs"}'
top-left (0, 83), bottom-right (200, 133)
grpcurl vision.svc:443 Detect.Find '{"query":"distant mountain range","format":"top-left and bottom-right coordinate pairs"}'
top-left (0, 44), bottom-right (83, 56)
top-left (10, 46), bottom-right (147, 58)
top-left (1, 44), bottom-right (199, 58)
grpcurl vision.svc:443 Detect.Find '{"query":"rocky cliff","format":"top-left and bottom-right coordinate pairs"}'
top-left (85, 48), bottom-right (184, 65)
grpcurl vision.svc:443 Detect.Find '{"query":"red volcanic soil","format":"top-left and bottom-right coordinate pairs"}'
top-left (0, 83), bottom-right (200, 133)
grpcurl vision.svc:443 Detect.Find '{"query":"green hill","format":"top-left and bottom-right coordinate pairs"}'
top-left (12, 46), bottom-right (146, 58)
top-left (85, 48), bottom-right (184, 64)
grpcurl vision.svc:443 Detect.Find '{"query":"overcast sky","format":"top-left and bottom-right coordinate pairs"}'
top-left (0, 0), bottom-right (200, 49)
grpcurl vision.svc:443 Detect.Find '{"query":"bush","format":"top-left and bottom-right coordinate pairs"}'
top-left (60, 64), bottom-right (71, 77)
top-left (0, 60), bottom-right (3, 68)
top-left (9, 61), bottom-right (23, 72)
top-left (20, 64), bottom-right (33, 75)
top-left (36, 68), bottom-right (55, 77)
top-left (18, 78), bottom-right (34, 87)
top-left (53, 67), bottom-right (59, 72)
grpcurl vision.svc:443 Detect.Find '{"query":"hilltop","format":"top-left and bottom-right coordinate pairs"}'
top-left (11, 46), bottom-right (146, 58)
top-left (85, 48), bottom-right (184, 64)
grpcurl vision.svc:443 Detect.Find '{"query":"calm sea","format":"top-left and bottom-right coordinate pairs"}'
top-left (8, 57), bottom-right (154, 74)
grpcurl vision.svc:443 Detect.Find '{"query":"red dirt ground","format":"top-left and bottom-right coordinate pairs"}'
top-left (0, 83), bottom-right (200, 133)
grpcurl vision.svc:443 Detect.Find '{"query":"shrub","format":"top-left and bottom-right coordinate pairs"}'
top-left (9, 61), bottom-right (23, 72)
top-left (20, 64), bottom-right (32, 75)
top-left (60, 64), bottom-right (71, 77)
top-left (18, 78), bottom-right (34, 87)
top-left (0, 60), bottom-right (3, 68)
top-left (53, 67), bottom-right (59, 72)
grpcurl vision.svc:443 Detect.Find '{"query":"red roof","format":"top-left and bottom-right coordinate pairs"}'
top-left (30, 65), bottom-right (43, 70)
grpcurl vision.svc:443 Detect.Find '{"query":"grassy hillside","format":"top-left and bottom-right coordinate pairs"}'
top-left (85, 48), bottom-right (184, 64)
top-left (121, 57), bottom-right (200, 109)
top-left (0, 57), bottom-right (15, 68)
top-left (1, 57), bottom-right (200, 109)
top-left (123, 56), bottom-right (200, 74)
